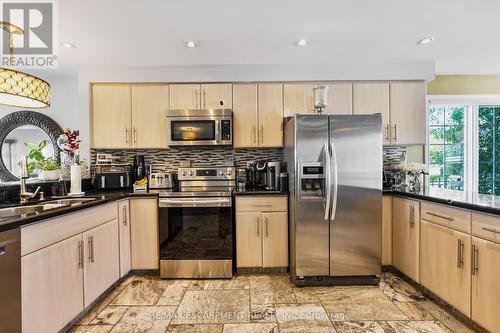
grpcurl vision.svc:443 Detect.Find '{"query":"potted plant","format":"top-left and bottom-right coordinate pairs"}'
top-left (23, 140), bottom-right (61, 181)
top-left (57, 129), bottom-right (82, 179)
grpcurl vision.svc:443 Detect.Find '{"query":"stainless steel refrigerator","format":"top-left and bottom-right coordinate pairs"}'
top-left (284, 114), bottom-right (382, 286)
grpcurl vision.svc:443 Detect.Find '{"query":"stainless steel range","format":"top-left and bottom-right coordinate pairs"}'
top-left (158, 166), bottom-right (235, 278)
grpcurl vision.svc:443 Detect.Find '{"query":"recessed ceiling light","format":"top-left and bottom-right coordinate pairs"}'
top-left (60, 42), bottom-right (76, 49)
top-left (184, 41), bottom-right (199, 48)
top-left (295, 39), bottom-right (308, 47)
top-left (417, 37), bottom-right (435, 45)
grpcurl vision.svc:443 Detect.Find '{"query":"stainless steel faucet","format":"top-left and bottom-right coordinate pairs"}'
top-left (19, 156), bottom-right (42, 204)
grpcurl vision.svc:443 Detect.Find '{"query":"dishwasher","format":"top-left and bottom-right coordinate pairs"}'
top-left (0, 228), bottom-right (21, 333)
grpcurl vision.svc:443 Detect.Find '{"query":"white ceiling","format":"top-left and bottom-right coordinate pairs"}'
top-left (53, 0), bottom-right (500, 75)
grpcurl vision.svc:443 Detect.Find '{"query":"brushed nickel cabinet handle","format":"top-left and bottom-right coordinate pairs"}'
top-left (426, 211), bottom-right (454, 222)
top-left (78, 240), bottom-right (83, 269)
top-left (471, 244), bottom-right (479, 275)
top-left (409, 205), bottom-right (415, 228)
top-left (385, 124), bottom-right (390, 143)
top-left (265, 217), bottom-right (269, 237)
top-left (195, 90), bottom-right (198, 109)
top-left (393, 124), bottom-right (397, 142)
top-left (482, 227), bottom-right (500, 234)
top-left (122, 206), bottom-right (128, 226)
top-left (125, 127), bottom-right (129, 144)
top-left (253, 126), bottom-right (256, 144)
top-left (256, 217), bottom-right (260, 237)
top-left (260, 125), bottom-right (264, 144)
top-left (88, 236), bottom-right (94, 263)
top-left (133, 127), bottom-right (137, 145)
top-left (203, 90), bottom-right (206, 108)
top-left (457, 239), bottom-right (464, 268)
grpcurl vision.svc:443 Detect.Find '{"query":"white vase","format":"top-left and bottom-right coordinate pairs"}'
top-left (40, 169), bottom-right (61, 181)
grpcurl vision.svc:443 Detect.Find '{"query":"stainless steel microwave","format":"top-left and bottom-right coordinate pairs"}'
top-left (166, 109), bottom-right (232, 146)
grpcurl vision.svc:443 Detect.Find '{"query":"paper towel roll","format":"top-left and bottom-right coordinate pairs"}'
top-left (70, 165), bottom-right (82, 194)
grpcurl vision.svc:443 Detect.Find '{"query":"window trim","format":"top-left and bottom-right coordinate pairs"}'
top-left (427, 95), bottom-right (500, 193)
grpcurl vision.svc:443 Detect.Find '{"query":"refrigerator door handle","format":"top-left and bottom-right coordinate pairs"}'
top-left (330, 141), bottom-right (338, 221)
top-left (324, 143), bottom-right (331, 221)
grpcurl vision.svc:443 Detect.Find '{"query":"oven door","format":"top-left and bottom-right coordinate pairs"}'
top-left (158, 197), bottom-right (233, 278)
top-left (166, 115), bottom-right (232, 146)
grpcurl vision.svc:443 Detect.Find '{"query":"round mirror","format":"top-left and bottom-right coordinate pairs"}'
top-left (2, 126), bottom-right (55, 178)
top-left (0, 111), bottom-right (64, 182)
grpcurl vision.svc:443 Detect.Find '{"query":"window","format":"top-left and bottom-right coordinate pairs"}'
top-left (428, 97), bottom-right (500, 196)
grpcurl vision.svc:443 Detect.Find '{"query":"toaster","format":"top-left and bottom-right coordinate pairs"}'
top-left (148, 172), bottom-right (178, 189)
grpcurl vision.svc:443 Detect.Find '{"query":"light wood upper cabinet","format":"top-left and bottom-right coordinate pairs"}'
top-left (382, 195), bottom-right (392, 265)
top-left (22, 233), bottom-right (84, 333)
top-left (392, 196), bottom-right (420, 282)
top-left (258, 84), bottom-right (283, 147)
top-left (236, 211), bottom-right (263, 267)
top-left (283, 83), bottom-right (315, 116)
top-left (472, 236), bottom-right (500, 333)
top-left (390, 82), bottom-right (426, 145)
top-left (118, 200), bottom-right (131, 277)
top-left (130, 198), bottom-right (159, 270)
top-left (92, 84), bottom-right (132, 149)
top-left (83, 219), bottom-right (120, 307)
top-left (322, 83), bottom-right (353, 115)
top-left (420, 220), bottom-right (471, 316)
top-left (233, 84), bottom-right (258, 148)
top-left (201, 84), bottom-right (232, 109)
top-left (262, 211), bottom-right (288, 267)
top-left (353, 82), bottom-right (390, 143)
top-left (169, 84), bottom-right (199, 109)
top-left (131, 85), bottom-right (169, 148)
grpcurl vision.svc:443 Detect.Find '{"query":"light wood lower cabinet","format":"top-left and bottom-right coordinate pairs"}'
top-left (235, 196), bottom-right (288, 268)
top-left (83, 219), bottom-right (120, 307)
top-left (471, 236), bottom-right (500, 333)
top-left (22, 234), bottom-right (84, 333)
top-left (130, 198), bottom-right (159, 269)
top-left (382, 195), bottom-right (392, 265)
top-left (392, 196), bottom-right (420, 282)
top-left (420, 220), bottom-right (471, 316)
top-left (118, 200), bottom-right (131, 277)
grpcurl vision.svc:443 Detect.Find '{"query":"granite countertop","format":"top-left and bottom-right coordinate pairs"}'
top-left (385, 186), bottom-right (500, 216)
top-left (0, 190), bottom-right (158, 232)
top-left (232, 187), bottom-right (289, 195)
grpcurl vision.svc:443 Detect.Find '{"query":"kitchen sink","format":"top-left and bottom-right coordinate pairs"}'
top-left (0, 198), bottom-right (97, 218)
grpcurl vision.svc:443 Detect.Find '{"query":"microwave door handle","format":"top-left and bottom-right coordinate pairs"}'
top-left (323, 143), bottom-right (331, 221)
top-left (215, 119), bottom-right (220, 142)
top-left (330, 141), bottom-right (338, 221)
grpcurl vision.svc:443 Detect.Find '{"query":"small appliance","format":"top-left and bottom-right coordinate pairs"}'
top-left (278, 172), bottom-right (289, 191)
top-left (166, 109), bottom-right (232, 146)
top-left (133, 155), bottom-right (146, 181)
top-left (149, 172), bottom-right (178, 189)
top-left (266, 161), bottom-right (284, 191)
top-left (254, 160), bottom-right (268, 188)
top-left (94, 164), bottom-right (133, 190)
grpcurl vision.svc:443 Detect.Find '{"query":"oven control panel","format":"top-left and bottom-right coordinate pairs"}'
top-left (178, 167), bottom-right (235, 180)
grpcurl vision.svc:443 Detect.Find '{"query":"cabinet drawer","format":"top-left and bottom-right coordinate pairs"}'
top-left (421, 202), bottom-right (471, 233)
top-left (236, 196), bottom-right (287, 212)
top-left (472, 213), bottom-right (500, 244)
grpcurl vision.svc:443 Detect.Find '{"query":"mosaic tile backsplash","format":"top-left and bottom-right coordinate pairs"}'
top-left (91, 147), bottom-right (284, 172)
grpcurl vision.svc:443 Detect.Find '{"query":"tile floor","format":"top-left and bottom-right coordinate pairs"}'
top-left (69, 272), bottom-right (477, 333)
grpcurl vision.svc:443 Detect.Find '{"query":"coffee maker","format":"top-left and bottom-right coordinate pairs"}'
top-left (133, 155), bottom-right (147, 182)
top-left (255, 160), bottom-right (268, 189)
top-left (266, 161), bottom-right (283, 191)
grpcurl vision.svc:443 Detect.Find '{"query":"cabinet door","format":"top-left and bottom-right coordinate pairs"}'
top-left (353, 82), bottom-right (390, 144)
top-left (83, 219), bottom-right (120, 307)
top-left (420, 221), bottom-right (471, 315)
top-left (201, 83), bottom-right (232, 109)
top-left (22, 234), bottom-right (84, 333)
top-left (233, 84), bottom-right (258, 148)
top-left (322, 83), bottom-right (352, 115)
top-left (130, 198), bottom-right (159, 269)
top-left (389, 82), bottom-right (426, 145)
top-left (382, 196), bottom-right (392, 265)
top-left (283, 83), bottom-right (316, 116)
top-left (118, 200), bottom-right (131, 277)
top-left (258, 84), bottom-right (283, 147)
top-left (92, 84), bottom-right (131, 148)
top-left (131, 85), bottom-right (169, 148)
top-left (392, 197), bottom-right (420, 282)
top-left (262, 212), bottom-right (288, 268)
top-left (472, 237), bottom-right (500, 333)
top-left (169, 84), bottom-right (200, 109)
top-left (236, 212), bottom-right (263, 267)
